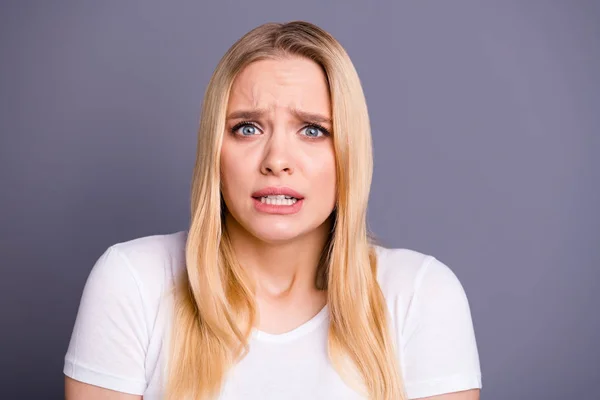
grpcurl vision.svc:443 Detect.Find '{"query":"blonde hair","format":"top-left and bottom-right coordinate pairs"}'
top-left (166, 21), bottom-right (406, 400)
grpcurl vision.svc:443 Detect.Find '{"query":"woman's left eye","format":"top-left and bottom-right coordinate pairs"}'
top-left (301, 125), bottom-right (329, 138)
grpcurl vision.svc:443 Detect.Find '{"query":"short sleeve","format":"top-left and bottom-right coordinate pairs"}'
top-left (63, 245), bottom-right (148, 395)
top-left (401, 257), bottom-right (482, 399)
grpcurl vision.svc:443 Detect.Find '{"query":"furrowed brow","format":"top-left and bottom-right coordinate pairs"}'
top-left (290, 108), bottom-right (332, 125)
top-left (226, 107), bottom-right (332, 125)
top-left (226, 109), bottom-right (267, 121)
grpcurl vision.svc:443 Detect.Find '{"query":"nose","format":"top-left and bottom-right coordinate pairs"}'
top-left (260, 129), bottom-right (294, 176)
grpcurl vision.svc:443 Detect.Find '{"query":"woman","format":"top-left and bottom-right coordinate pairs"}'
top-left (64, 21), bottom-right (482, 400)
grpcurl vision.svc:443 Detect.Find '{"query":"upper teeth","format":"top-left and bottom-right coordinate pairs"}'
top-left (259, 195), bottom-right (298, 205)
top-left (262, 195), bottom-right (295, 199)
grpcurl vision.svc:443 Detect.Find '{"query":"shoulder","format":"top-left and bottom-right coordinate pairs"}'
top-left (109, 230), bottom-right (188, 286)
top-left (373, 245), bottom-right (471, 325)
top-left (374, 246), bottom-right (431, 290)
top-left (85, 230), bottom-right (188, 316)
top-left (374, 246), bottom-right (482, 397)
top-left (64, 231), bottom-right (188, 394)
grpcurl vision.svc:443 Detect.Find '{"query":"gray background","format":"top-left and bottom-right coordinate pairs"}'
top-left (1, 0), bottom-right (598, 399)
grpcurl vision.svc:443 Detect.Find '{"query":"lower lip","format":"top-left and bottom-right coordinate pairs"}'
top-left (252, 197), bottom-right (304, 215)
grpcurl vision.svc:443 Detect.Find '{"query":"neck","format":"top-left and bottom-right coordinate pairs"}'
top-left (224, 214), bottom-right (331, 303)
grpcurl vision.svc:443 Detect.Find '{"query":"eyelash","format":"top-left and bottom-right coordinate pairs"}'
top-left (230, 121), bottom-right (331, 138)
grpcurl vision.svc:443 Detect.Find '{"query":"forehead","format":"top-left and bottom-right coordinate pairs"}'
top-left (227, 56), bottom-right (331, 115)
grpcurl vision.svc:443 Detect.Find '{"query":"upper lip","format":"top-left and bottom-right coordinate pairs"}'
top-left (252, 187), bottom-right (304, 199)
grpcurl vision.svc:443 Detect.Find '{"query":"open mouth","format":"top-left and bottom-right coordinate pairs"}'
top-left (250, 187), bottom-right (304, 213)
top-left (254, 194), bottom-right (299, 206)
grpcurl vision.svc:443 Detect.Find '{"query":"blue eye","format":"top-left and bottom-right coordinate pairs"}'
top-left (231, 122), bottom-right (260, 136)
top-left (241, 125), bottom-right (257, 135)
top-left (230, 122), bottom-right (330, 138)
top-left (302, 125), bottom-right (329, 138)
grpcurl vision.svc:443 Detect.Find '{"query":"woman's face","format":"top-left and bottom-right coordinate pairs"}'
top-left (220, 56), bottom-right (336, 244)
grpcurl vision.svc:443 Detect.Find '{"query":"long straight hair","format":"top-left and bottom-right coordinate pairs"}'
top-left (165, 21), bottom-right (406, 400)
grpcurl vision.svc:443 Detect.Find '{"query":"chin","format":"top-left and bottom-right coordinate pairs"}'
top-left (248, 221), bottom-right (306, 244)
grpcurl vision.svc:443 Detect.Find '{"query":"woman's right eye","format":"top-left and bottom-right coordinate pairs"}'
top-left (231, 122), bottom-right (261, 136)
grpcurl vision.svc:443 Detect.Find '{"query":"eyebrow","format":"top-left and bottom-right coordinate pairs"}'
top-left (226, 108), bottom-right (332, 125)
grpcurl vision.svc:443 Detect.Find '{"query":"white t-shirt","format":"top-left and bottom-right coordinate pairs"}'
top-left (63, 231), bottom-right (482, 399)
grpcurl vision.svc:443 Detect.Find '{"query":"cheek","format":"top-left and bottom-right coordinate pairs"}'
top-left (220, 146), bottom-right (242, 198)
top-left (220, 143), bottom-right (258, 204)
top-left (305, 148), bottom-right (337, 195)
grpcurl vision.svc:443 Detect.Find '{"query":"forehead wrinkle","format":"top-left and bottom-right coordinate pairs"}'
top-left (229, 84), bottom-right (330, 121)
top-left (228, 63), bottom-right (331, 122)
top-left (227, 106), bottom-right (332, 128)
top-left (245, 90), bottom-right (329, 122)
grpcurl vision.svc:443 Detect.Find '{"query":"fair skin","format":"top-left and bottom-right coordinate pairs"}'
top-left (65, 56), bottom-right (479, 400)
top-left (220, 56), bottom-right (336, 333)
